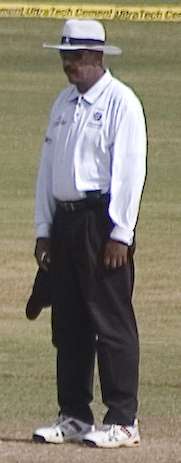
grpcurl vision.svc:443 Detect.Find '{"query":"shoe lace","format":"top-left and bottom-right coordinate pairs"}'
top-left (109, 425), bottom-right (121, 440)
top-left (54, 414), bottom-right (69, 427)
top-left (54, 416), bottom-right (89, 437)
top-left (103, 424), bottom-right (132, 442)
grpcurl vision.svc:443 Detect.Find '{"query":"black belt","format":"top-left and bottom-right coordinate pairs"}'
top-left (55, 191), bottom-right (110, 212)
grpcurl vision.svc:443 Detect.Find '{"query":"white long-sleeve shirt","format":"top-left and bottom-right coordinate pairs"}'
top-left (35, 69), bottom-right (147, 245)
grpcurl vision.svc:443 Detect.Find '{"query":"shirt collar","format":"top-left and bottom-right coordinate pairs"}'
top-left (67, 69), bottom-right (113, 104)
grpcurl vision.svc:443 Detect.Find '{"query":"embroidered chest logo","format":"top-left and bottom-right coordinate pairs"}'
top-left (93, 112), bottom-right (103, 121)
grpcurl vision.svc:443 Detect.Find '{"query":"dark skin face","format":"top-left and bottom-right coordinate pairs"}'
top-left (60, 50), bottom-right (105, 93)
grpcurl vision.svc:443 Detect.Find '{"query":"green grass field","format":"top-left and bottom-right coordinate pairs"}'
top-left (0, 11), bottom-right (181, 463)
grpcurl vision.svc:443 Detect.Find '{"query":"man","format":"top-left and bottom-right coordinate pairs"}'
top-left (33, 19), bottom-right (147, 448)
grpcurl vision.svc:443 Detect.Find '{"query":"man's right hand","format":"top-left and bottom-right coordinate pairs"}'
top-left (35, 237), bottom-right (51, 271)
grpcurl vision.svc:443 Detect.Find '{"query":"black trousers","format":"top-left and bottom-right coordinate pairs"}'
top-left (51, 199), bottom-right (139, 426)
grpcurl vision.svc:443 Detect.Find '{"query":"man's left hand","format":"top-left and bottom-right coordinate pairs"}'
top-left (103, 239), bottom-right (128, 269)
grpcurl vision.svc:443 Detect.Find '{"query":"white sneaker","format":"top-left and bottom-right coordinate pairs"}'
top-left (83, 419), bottom-right (140, 448)
top-left (33, 415), bottom-right (94, 444)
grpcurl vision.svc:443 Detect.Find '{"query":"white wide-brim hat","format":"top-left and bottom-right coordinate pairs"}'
top-left (43, 19), bottom-right (122, 56)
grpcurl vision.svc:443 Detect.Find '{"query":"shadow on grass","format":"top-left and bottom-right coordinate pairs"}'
top-left (0, 437), bottom-right (32, 444)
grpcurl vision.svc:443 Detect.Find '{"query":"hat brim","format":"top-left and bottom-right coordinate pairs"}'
top-left (43, 43), bottom-right (122, 56)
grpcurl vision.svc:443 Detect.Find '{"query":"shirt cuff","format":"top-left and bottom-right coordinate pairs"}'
top-left (110, 225), bottom-right (134, 246)
top-left (36, 223), bottom-right (52, 239)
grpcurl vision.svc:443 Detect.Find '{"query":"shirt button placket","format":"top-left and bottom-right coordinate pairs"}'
top-left (73, 96), bottom-right (83, 123)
